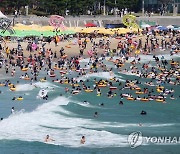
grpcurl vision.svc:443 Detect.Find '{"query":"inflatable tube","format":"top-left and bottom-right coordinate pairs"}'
top-left (98, 84), bottom-right (107, 87)
top-left (10, 88), bottom-right (16, 91)
top-left (21, 68), bottom-right (28, 71)
top-left (71, 84), bottom-right (79, 87)
top-left (85, 89), bottom-right (93, 92)
top-left (16, 97), bottom-right (23, 101)
top-left (156, 86), bottom-right (164, 89)
top-left (59, 67), bottom-right (67, 70)
top-left (170, 62), bottom-right (178, 65)
top-left (59, 71), bottom-right (67, 74)
top-left (157, 88), bottom-right (163, 93)
top-left (53, 80), bottom-right (60, 83)
top-left (127, 97), bottom-right (134, 100)
top-left (135, 91), bottom-right (144, 94)
top-left (117, 63), bottom-right (124, 67)
top-left (72, 90), bottom-right (80, 94)
top-left (8, 84), bottom-right (14, 87)
top-left (71, 68), bottom-right (76, 71)
top-left (24, 78), bottom-right (30, 80)
top-left (140, 98), bottom-right (149, 102)
top-left (64, 81), bottom-right (69, 84)
top-left (156, 99), bottom-right (164, 102)
top-left (50, 74), bottom-right (56, 77)
top-left (122, 94), bottom-right (129, 97)
top-left (135, 87), bottom-right (141, 90)
top-left (110, 87), bottom-right (117, 90)
top-left (110, 78), bottom-right (116, 81)
top-left (40, 79), bottom-right (47, 82)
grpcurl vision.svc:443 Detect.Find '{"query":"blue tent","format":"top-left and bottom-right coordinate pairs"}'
top-left (157, 26), bottom-right (168, 31)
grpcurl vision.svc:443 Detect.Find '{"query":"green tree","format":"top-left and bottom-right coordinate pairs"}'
top-left (0, 0), bottom-right (141, 15)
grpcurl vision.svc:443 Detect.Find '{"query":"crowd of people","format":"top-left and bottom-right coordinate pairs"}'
top-left (0, 26), bottom-right (179, 144)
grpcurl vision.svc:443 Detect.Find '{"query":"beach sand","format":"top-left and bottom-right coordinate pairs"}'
top-left (1, 35), bottom-right (172, 62)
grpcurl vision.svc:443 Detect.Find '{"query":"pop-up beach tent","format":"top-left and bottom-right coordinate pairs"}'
top-left (0, 11), bottom-right (7, 18)
top-left (0, 10), bottom-right (15, 35)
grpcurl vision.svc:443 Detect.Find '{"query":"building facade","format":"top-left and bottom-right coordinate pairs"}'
top-left (144, 0), bottom-right (180, 13)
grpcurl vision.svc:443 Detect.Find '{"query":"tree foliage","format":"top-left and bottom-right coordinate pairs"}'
top-left (0, 0), bottom-right (140, 15)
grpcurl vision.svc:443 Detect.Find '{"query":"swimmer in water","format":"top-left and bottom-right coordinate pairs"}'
top-left (80, 136), bottom-right (85, 144)
top-left (44, 135), bottom-right (55, 142)
top-left (94, 112), bottom-right (98, 117)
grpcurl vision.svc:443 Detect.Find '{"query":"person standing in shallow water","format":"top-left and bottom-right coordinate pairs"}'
top-left (44, 135), bottom-right (55, 142)
top-left (80, 136), bottom-right (85, 144)
top-left (11, 107), bottom-right (15, 114)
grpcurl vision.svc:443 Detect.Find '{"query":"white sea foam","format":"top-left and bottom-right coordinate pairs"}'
top-left (72, 101), bottom-right (100, 109)
top-left (16, 84), bottom-right (35, 91)
top-left (107, 122), bottom-right (175, 128)
top-left (33, 82), bottom-right (58, 89)
top-left (121, 53), bottom-right (180, 64)
top-left (0, 96), bottom-right (128, 148)
top-left (156, 53), bottom-right (180, 60)
top-left (76, 72), bottom-right (125, 82)
top-left (118, 71), bottom-right (140, 77)
top-left (15, 82), bottom-right (58, 92)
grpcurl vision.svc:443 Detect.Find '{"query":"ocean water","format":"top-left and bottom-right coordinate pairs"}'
top-left (0, 54), bottom-right (180, 154)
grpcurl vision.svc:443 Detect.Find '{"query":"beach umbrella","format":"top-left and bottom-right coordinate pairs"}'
top-left (97, 28), bottom-right (114, 35)
top-left (172, 25), bottom-right (180, 31)
top-left (79, 28), bottom-right (93, 33)
top-left (117, 28), bottom-right (131, 34)
top-left (62, 30), bottom-right (76, 35)
top-left (157, 26), bottom-right (168, 31)
top-left (41, 26), bottom-right (54, 31)
top-left (13, 24), bottom-right (30, 31)
top-left (141, 24), bottom-right (150, 29)
top-left (167, 25), bottom-right (174, 29)
top-left (12, 30), bottom-right (42, 37)
top-left (40, 31), bottom-right (55, 37)
top-left (67, 27), bottom-right (83, 33)
top-left (0, 30), bottom-right (12, 36)
top-left (85, 23), bottom-right (97, 27)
